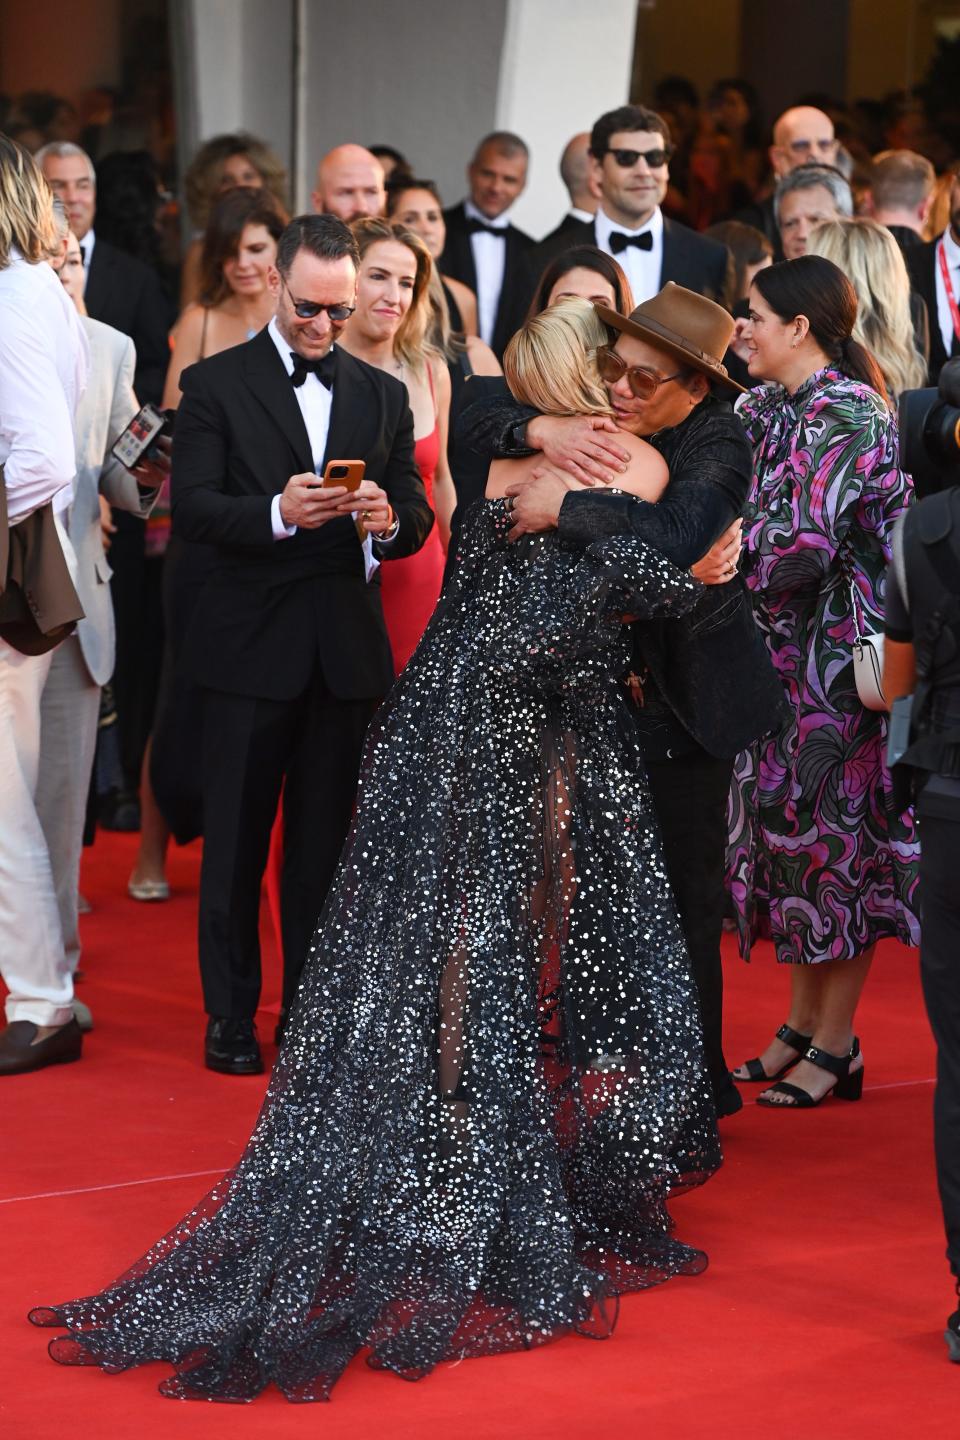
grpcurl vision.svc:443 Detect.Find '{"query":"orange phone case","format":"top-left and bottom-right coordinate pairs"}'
top-left (322, 460), bottom-right (365, 491)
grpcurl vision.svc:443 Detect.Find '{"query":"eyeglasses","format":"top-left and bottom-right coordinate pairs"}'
top-left (281, 277), bottom-right (355, 322)
top-left (786, 139), bottom-right (836, 156)
top-left (596, 346), bottom-right (683, 399)
top-left (603, 146), bottom-right (673, 169)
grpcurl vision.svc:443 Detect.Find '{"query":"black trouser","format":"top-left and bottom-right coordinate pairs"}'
top-left (918, 812), bottom-right (960, 1282)
top-left (644, 751), bottom-right (734, 1099)
top-left (198, 669), bottom-right (377, 1020)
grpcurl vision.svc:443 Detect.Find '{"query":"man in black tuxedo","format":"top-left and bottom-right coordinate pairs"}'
top-left (526, 105), bottom-right (727, 312)
top-left (537, 133), bottom-right (599, 251)
top-left (171, 214), bottom-right (433, 1074)
top-left (439, 131), bottom-right (535, 360)
top-left (37, 142), bottom-right (172, 404)
top-left (906, 165), bottom-right (960, 384)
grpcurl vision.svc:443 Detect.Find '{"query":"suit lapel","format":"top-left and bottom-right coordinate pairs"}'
top-left (241, 328), bottom-right (313, 477)
top-left (659, 218), bottom-right (680, 289)
top-left (448, 204), bottom-right (478, 291)
top-left (322, 348), bottom-right (374, 469)
top-left (83, 241), bottom-right (109, 316)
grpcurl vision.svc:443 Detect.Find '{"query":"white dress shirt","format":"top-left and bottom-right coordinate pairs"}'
top-left (934, 226), bottom-right (960, 360)
top-left (594, 205), bottom-right (664, 305)
top-left (570, 206), bottom-right (595, 224)
top-left (0, 248), bottom-right (89, 524)
top-left (464, 198), bottom-right (510, 347)
top-left (266, 319), bottom-right (378, 577)
top-left (79, 228), bottom-right (96, 294)
top-left (267, 316), bottom-right (333, 540)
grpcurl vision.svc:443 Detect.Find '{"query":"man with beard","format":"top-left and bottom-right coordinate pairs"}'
top-left (311, 144), bottom-right (386, 224)
top-left (527, 106), bottom-right (727, 308)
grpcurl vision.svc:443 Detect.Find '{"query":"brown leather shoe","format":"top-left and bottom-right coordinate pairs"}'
top-left (0, 1019), bottom-right (83, 1075)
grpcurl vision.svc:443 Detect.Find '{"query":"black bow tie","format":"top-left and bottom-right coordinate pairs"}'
top-left (468, 216), bottom-right (507, 238)
top-left (608, 229), bottom-right (654, 255)
top-left (290, 351), bottom-right (337, 389)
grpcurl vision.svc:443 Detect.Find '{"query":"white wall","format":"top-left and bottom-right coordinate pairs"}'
top-left (495, 0), bottom-right (639, 239)
top-left (299, 0), bottom-right (508, 213)
top-left (176, 0), bottom-right (639, 233)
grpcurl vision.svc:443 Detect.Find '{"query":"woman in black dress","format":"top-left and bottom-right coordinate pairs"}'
top-left (31, 300), bottom-right (720, 1402)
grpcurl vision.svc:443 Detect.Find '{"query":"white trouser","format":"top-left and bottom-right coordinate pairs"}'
top-left (0, 637), bottom-right (72, 1025)
top-left (35, 635), bottom-right (100, 983)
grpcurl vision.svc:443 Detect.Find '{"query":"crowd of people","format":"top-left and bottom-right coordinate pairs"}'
top-left (3, 72), bottom-right (960, 1398)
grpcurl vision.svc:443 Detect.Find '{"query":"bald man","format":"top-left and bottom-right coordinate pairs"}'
top-left (538, 132), bottom-right (599, 249)
top-left (736, 104), bottom-right (837, 256)
top-left (312, 144), bottom-right (386, 223)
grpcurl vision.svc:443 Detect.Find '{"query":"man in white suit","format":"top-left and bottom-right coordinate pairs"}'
top-left (34, 226), bottom-right (163, 1032)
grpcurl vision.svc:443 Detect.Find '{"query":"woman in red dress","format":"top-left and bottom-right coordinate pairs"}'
top-left (340, 218), bottom-right (455, 670)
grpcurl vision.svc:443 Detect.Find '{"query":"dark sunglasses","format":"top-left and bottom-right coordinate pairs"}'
top-left (604, 145), bottom-right (673, 169)
top-left (597, 346), bottom-right (683, 399)
top-left (281, 277), bottom-right (355, 323)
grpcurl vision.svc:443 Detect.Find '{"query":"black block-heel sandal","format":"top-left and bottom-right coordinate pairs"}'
top-left (757, 1037), bottom-right (864, 1109)
top-left (734, 1022), bottom-right (814, 1083)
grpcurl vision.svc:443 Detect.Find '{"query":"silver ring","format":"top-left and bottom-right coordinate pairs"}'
top-left (505, 496), bottom-right (516, 514)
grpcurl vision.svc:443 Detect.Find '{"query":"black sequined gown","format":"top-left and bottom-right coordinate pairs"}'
top-left (30, 501), bottom-right (722, 1401)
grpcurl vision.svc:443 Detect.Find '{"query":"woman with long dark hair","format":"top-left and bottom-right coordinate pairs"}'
top-left (525, 244), bottom-right (633, 320)
top-left (728, 255), bottom-right (920, 1108)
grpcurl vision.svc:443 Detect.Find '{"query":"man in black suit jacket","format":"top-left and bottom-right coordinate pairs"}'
top-left (171, 215), bottom-right (433, 1074)
top-left (525, 105), bottom-right (728, 311)
top-left (906, 167), bottom-right (960, 384)
top-left (537, 132), bottom-right (599, 251)
top-left (37, 143), bottom-right (172, 404)
top-left (439, 132), bottom-right (535, 360)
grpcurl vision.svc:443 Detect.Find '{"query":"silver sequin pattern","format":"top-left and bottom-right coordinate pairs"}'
top-left (31, 500), bottom-right (722, 1401)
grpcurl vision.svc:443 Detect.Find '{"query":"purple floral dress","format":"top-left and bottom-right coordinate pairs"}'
top-left (727, 368), bottom-right (920, 964)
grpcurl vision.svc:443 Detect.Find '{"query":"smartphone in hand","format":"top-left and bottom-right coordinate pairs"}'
top-left (321, 460), bottom-right (365, 491)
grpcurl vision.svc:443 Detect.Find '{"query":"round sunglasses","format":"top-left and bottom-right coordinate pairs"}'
top-left (596, 346), bottom-right (684, 399)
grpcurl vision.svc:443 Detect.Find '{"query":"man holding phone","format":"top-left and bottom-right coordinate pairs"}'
top-left (172, 214), bottom-right (432, 1074)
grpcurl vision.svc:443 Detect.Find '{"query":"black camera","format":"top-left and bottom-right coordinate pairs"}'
top-left (898, 359), bottom-right (960, 498)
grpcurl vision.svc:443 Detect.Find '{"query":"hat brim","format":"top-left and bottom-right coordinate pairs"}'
top-left (595, 304), bottom-right (747, 395)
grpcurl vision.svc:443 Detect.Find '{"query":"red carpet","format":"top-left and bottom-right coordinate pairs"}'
top-left (1, 832), bottom-right (955, 1438)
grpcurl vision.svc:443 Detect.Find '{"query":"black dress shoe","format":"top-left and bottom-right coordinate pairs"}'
top-left (204, 1017), bottom-right (263, 1075)
top-left (98, 787), bottom-right (141, 833)
top-left (0, 1019), bottom-right (83, 1076)
top-left (713, 1079), bottom-right (744, 1118)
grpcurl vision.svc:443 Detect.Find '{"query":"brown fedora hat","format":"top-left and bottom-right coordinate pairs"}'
top-left (595, 282), bottom-right (745, 393)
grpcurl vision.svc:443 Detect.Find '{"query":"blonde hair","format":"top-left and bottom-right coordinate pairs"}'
top-left (808, 217), bottom-right (926, 400)
top-left (924, 169), bottom-right (954, 242)
top-left (503, 297), bottom-right (613, 416)
top-left (0, 135), bottom-right (57, 267)
top-left (350, 216), bottom-right (439, 376)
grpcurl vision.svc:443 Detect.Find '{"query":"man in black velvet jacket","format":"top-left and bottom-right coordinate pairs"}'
top-left (460, 284), bottom-right (787, 1117)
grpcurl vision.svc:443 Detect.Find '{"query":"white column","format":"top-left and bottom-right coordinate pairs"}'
top-left (495, 0), bottom-right (639, 239)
